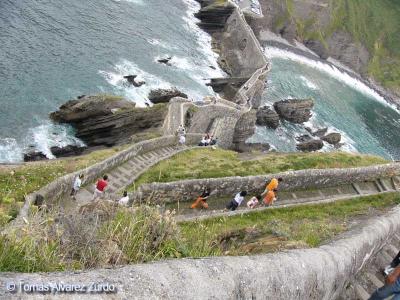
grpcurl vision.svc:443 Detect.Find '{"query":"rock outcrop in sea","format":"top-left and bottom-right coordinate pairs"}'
top-left (148, 88), bottom-right (188, 104)
top-left (256, 105), bottom-right (280, 129)
top-left (50, 95), bottom-right (167, 147)
top-left (273, 98), bottom-right (314, 123)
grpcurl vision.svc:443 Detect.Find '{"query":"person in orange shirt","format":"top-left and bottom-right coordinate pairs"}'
top-left (263, 189), bottom-right (277, 206)
top-left (190, 190), bottom-right (210, 209)
top-left (262, 177), bottom-right (282, 196)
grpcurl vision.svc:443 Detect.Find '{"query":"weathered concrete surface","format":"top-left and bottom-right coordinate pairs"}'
top-left (132, 163), bottom-right (400, 203)
top-left (2, 205), bottom-right (400, 299)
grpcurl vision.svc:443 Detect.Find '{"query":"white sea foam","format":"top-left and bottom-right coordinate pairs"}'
top-left (299, 75), bottom-right (318, 90)
top-left (265, 46), bottom-right (399, 113)
top-left (99, 59), bottom-right (175, 106)
top-left (28, 123), bottom-right (85, 160)
top-left (0, 138), bottom-right (22, 163)
top-left (113, 0), bottom-right (143, 5)
top-left (181, 0), bottom-right (224, 77)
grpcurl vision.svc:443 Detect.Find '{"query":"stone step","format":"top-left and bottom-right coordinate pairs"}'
top-left (366, 272), bottom-right (384, 289)
top-left (384, 244), bottom-right (399, 258)
top-left (354, 283), bottom-right (370, 300)
top-left (116, 166), bottom-right (133, 177)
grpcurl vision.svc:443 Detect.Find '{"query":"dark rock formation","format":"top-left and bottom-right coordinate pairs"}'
top-left (123, 75), bottom-right (145, 87)
top-left (207, 77), bottom-right (250, 100)
top-left (321, 132), bottom-right (342, 145)
top-left (50, 95), bottom-right (167, 147)
top-left (295, 134), bottom-right (313, 143)
top-left (296, 139), bottom-right (324, 152)
top-left (50, 145), bottom-right (87, 158)
top-left (308, 127), bottom-right (328, 138)
top-left (148, 88), bottom-right (188, 104)
top-left (273, 98), bottom-right (314, 123)
top-left (194, 1), bottom-right (235, 33)
top-left (256, 106), bottom-right (280, 129)
top-left (304, 39), bottom-right (329, 60)
top-left (232, 109), bottom-right (257, 152)
top-left (24, 151), bottom-right (48, 162)
top-left (157, 56), bottom-right (172, 66)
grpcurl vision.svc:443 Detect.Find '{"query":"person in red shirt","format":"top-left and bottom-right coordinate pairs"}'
top-left (92, 175), bottom-right (108, 200)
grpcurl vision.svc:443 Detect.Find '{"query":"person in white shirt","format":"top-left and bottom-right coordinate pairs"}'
top-left (118, 191), bottom-right (130, 206)
top-left (70, 174), bottom-right (84, 199)
top-left (225, 191), bottom-right (247, 211)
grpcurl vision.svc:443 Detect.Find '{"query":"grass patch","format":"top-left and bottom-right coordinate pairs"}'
top-left (130, 148), bottom-right (387, 189)
top-left (178, 192), bottom-right (400, 257)
top-left (273, 0), bottom-right (400, 91)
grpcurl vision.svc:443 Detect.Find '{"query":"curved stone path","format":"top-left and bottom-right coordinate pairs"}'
top-left (175, 178), bottom-right (400, 222)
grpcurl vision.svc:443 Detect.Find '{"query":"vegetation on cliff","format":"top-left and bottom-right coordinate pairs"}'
top-left (131, 148), bottom-right (387, 188)
top-left (270, 0), bottom-right (400, 93)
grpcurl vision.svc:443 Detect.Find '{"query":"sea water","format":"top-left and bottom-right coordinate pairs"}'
top-left (249, 47), bottom-right (400, 160)
top-left (0, 0), bottom-right (222, 162)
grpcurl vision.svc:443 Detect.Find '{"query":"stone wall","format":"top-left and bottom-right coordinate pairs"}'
top-left (132, 163), bottom-right (400, 204)
top-left (17, 134), bottom-right (202, 221)
top-left (3, 206), bottom-right (400, 299)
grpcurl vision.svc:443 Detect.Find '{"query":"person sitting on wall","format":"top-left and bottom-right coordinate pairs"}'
top-left (263, 189), bottom-right (277, 206)
top-left (247, 195), bottom-right (261, 209)
top-left (205, 133), bottom-right (211, 146)
top-left (199, 134), bottom-right (210, 146)
top-left (210, 135), bottom-right (218, 146)
top-left (225, 191), bottom-right (247, 211)
top-left (190, 189), bottom-right (210, 209)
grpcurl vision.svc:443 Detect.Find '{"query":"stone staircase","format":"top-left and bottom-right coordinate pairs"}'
top-left (75, 145), bottom-right (190, 205)
top-left (340, 234), bottom-right (400, 299)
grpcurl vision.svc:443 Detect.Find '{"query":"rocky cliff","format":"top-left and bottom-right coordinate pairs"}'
top-left (50, 95), bottom-right (167, 147)
top-left (248, 0), bottom-right (400, 101)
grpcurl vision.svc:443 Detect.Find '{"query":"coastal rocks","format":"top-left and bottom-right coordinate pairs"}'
top-left (24, 151), bottom-right (48, 162)
top-left (157, 56), bottom-right (172, 66)
top-left (296, 139), bottom-right (324, 152)
top-left (273, 98), bottom-right (314, 123)
top-left (123, 75), bottom-right (145, 87)
top-left (148, 88), bottom-right (188, 104)
top-left (50, 145), bottom-right (87, 158)
top-left (50, 95), bottom-right (167, 147)
top-left (306, 127), bottom-right (328, 138)
top-left (256, 106), bottom-right (280, 129)
top-left (194, 1), bottom-right (235, 33)
top-left (321, 132), bottom-right (342, 145)
top-left (240, 142), bottom-right (271, 152)
top-left (232, 109), bottom-right (257, 152)
top-left (295, 134), bottom-right (313, 143)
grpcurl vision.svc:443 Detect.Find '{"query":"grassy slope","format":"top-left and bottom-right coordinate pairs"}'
top-left (278, 0), bottom-right (400, 92)
top-left (131, 148), bottom-right (387, 188)
top-left (0, 129), bottom-right (162, 226)
top-left (178, 192), bottom-right (400, 257)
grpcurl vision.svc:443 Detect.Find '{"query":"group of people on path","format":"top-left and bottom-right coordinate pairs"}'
top-left (70, 173), bottom-right (129, 206)
top-left (190, 177), bottom-right (283, 211)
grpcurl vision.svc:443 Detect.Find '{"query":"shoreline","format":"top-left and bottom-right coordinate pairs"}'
top-left (259, 34), bottom-right (400, 111)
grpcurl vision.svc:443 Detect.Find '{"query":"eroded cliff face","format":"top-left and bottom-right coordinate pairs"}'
top-left (248, 0), bottom-right (399, 99)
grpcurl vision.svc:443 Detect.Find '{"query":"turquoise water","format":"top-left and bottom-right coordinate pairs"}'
top-left (0, 1), bottom-right (399, 162)
top-left (250, 47), bottom-right (400, 160)
top-left (0, 0), bottom-right (221, 162)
